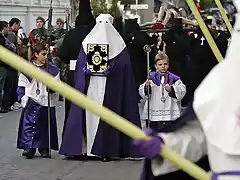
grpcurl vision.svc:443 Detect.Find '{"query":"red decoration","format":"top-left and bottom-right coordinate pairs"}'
top-left (152, 23), bottom-right (165, 30)
top-left (196, 3), bottom-right (201, 12)
top-left (29, 30), bottom-right (40, 47)
top-left (54, 47), bottom-right (59, 54)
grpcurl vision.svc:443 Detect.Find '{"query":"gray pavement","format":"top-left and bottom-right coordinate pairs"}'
top-left (0, 102), bottom-right (142, 180)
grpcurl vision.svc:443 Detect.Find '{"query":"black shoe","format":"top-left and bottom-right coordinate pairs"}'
top-left (38, 148), bottom-right (50, 158)
top-left (7, 108), bottom-right (12, 112)
top-left (101, 157), bottom-right (111, 162)
top-left (65, 154), bottom-right (88, 160)
top-left (22, 148), bottom-right (36, 159)
top-left (0, 108), bottom-right (8, 113)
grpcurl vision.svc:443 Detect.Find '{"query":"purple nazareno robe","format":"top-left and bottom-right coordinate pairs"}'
top-left (59, 47), bottom-right (142, 158)
top-left (17, 62), bottom-right (59, 150)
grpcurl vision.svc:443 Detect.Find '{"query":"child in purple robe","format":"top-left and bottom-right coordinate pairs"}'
top-left (17, 43), bottom-right (59, 159)
top-left (139, 52), bottom-right (186, 131)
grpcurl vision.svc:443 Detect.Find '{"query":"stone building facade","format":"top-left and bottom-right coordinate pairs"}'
top-left (0, 0), bottom-right (70, 34)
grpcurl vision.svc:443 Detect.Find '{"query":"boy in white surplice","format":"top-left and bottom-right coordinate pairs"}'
top-left (139, 52), bottom-right (186, 131)
top-left (17, 43), bottom-right (59, 159)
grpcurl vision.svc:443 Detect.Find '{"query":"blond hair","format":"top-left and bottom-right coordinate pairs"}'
top-left (154, 52), bottom-right (169, 64)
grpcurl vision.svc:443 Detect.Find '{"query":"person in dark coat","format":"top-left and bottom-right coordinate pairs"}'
top-left (113, 18), bottom-right (155, 102)
top-left (58, 0), bottom-right (95, 135)
top-left (0, 21), bottom-right (18, 113)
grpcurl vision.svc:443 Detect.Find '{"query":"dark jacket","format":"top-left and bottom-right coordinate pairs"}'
top-left (58, 25), bottom-right (94, 64)
top-left (0, 34), bottom-right (10, 68)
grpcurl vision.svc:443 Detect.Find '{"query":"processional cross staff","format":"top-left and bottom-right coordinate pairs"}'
top-left (143, 44), bottom-right (151, 128)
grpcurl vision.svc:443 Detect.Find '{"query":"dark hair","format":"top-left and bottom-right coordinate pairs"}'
top-left (33, 43), bottom-right (47, 54)
top-left (9, 18), bottom-right (21, 27)
top-left (154, 52), bottom-right (169, 64)
top-left (0, 21), bottom-right (8, 31)
top-left (56, 18), bottom-right (64, 23)
top-left (36, 16), bottom-right (45, 25)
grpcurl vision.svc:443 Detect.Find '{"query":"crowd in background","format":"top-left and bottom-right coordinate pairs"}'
top-left (0, 17), bottom-right (67, 114)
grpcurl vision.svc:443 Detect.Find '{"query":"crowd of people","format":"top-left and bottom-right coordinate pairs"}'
top-left (0, 16), bottom-right (67, 113)
top-left (0, 18), bottom-right (23, 113)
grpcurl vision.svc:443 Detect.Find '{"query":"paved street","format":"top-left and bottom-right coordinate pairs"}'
top-left (0, 102), bottom-right (142, 180)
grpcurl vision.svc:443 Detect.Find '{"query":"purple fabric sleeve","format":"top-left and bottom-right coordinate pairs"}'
top-left (168, 86), bottom-right (177, 98)
top-left (144, 85), bottom-right (152, 96)
top-left (17, 86), bottom-right (25, 102)
top-left (211, 171), bottom-right (240, 180)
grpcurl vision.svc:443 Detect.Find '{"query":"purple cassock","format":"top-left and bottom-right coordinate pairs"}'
top-left (59, 47), bottom-right (142, 158)
top-left (17, 63), bottom-right (59, 151)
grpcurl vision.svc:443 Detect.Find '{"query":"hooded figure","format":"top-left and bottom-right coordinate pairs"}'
top-left (59, 14), bottom-right (142, 161)
top-left (193, 3), bottom-right (240, 176)
top-left (133, 101), bottom-right (209, 180)
top-left (234, 0), bottom-right (240, 11)
top-left (58, 0), bottom-right (95, 133)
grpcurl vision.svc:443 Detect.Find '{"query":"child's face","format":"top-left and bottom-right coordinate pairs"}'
top-left (56, 21), bottom-right (64, 29)
top-left (36, 20), bottom-right (44, 29)
top-left (35, 50), bottom-right (47, 64)
top-left (155, 59), bottom-right (169, 73)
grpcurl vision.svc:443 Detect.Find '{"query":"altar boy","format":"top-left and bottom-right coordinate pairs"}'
top-left (139, 52), bottom-right (186, 132)
top-left (17, 43), bottom-right (59, 159)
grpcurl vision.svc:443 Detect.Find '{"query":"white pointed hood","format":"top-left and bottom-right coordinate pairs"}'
top-left (193, 12), bottom-right (240, 155)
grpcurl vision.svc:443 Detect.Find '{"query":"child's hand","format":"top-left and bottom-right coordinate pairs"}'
top-left (164, 84), bottom-right (171, 92)
top-left (145, 79), bottom-right (151, 87)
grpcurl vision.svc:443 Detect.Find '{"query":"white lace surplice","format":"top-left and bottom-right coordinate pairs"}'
top-left (139, 78), bottom-right (186, 121)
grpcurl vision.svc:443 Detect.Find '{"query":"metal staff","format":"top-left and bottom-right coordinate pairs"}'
top-left (46, 54), bottom-right (51, 159)
top-left (65, 6), bottom-right (70, 31)
top-left (46, 0), bottom-right (53, 158)
top-left (143, 45), bottom-right (152, 128)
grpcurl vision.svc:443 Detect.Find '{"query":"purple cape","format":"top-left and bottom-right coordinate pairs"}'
top-left (59, 47), bottom-right (142, 158)
top-left (150, 71), bottom-right (180, 86)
